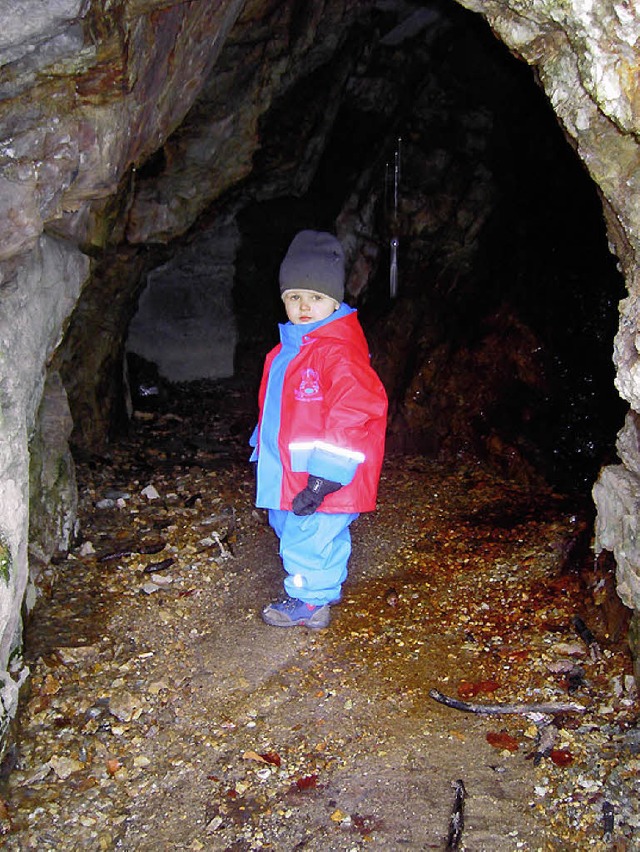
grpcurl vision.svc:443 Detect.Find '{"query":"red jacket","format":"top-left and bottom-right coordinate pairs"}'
top-left (253, 307), bottom-right (388, 512)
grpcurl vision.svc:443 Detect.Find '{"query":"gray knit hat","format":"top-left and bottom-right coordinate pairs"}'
top-left (279, 230), bottom-right (345, 303)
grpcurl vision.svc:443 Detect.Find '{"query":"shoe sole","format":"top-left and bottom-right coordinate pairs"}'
top-left (262, 607), bottom-right (330, 629)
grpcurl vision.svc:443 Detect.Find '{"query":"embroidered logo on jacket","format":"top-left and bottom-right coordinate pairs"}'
top-left (294, 368), bottom-right (323, 401)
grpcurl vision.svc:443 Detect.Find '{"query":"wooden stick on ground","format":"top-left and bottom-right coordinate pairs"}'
top-left (572, 614), bottom-right (603, 661)
top-left (446, 779), bottom-right (466, 850)
top-left (429, 689), bottom-right (587, 716)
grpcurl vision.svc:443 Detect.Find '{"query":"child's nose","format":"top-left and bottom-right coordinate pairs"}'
top-left (300, 297), bottom-right (311, 310)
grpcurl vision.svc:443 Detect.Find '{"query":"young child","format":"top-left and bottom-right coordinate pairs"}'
top-left (250, 230), bottom-right (388, 628)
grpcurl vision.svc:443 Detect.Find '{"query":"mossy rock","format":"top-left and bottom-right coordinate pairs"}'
top-left (0, 535), bottom-right (11, 585)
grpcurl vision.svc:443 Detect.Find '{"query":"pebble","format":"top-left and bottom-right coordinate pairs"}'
top-left (552, 642), bottom-right (585, 656)
top-left (49, 756), bottom-right (84, 780)
top-left (105, 489), bottom-right (130, 501)
top-left (109, 690), bottom-right (141, 722)
top-left (95, 499), bottom-right (116, 510)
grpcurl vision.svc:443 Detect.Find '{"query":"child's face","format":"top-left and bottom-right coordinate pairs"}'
top-left (282, 289), bottom-right (339, 325)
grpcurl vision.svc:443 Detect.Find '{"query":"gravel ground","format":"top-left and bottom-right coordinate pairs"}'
top-left (0, 380), bottom-right (637, 850)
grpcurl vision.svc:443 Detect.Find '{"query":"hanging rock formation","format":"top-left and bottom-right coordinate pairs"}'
top-left (1, 0), bottom-right (640, 744)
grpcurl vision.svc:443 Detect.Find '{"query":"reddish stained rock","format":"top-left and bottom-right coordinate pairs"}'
top-left (486, 731), bottom-right (520, 752)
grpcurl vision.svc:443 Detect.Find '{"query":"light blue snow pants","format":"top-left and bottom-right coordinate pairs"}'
top-left (268, 509), bottom-right (359, 606)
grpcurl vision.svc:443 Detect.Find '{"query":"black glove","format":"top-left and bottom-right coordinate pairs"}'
top-left (292, 475), bottom-right (342, 516)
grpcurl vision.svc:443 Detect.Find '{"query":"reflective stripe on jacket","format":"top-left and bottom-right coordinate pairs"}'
top-left (251, 304), bottom-right (388, 512)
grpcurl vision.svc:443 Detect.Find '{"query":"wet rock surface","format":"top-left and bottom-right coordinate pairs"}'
top-left (1, 381), bottom-right (638, 850)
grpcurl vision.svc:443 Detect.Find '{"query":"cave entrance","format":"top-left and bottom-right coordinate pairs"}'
top-left (125, 0), bottom-right (625, 497)
top-left (10, 4), bottom-right (638, 845)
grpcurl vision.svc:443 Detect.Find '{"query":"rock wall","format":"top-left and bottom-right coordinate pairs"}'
top-left (0, 0), bottom-right (251, 738)
top-left (1, 0), bottom-right (640, 740)
top-left (456, 0), bottom-right (640, 665)
top-left (0, 235), bottom-right (88, 739)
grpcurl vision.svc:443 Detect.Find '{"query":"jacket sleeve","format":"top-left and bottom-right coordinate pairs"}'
top-left (249, 345), bottom-right (279, 462)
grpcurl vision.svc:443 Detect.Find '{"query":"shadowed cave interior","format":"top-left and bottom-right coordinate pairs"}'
top-left (116, 1), bottom-right (624, 499)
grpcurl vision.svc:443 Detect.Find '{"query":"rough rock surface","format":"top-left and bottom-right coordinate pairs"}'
top-left (27, 371), bottom-right (78, 607)
top-left (126, 221), bottom-right (239, 381)
top-left (0, 0), bottom-right (640, 747)
top-left (0, 236), bottom-right (88, 740)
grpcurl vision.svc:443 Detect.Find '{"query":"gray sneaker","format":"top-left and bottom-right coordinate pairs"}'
top-left (262, 598), bottom-right (331, 628)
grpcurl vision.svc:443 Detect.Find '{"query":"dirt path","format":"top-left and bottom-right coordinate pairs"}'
top-left (0, 386), bottom-right (637, 850)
